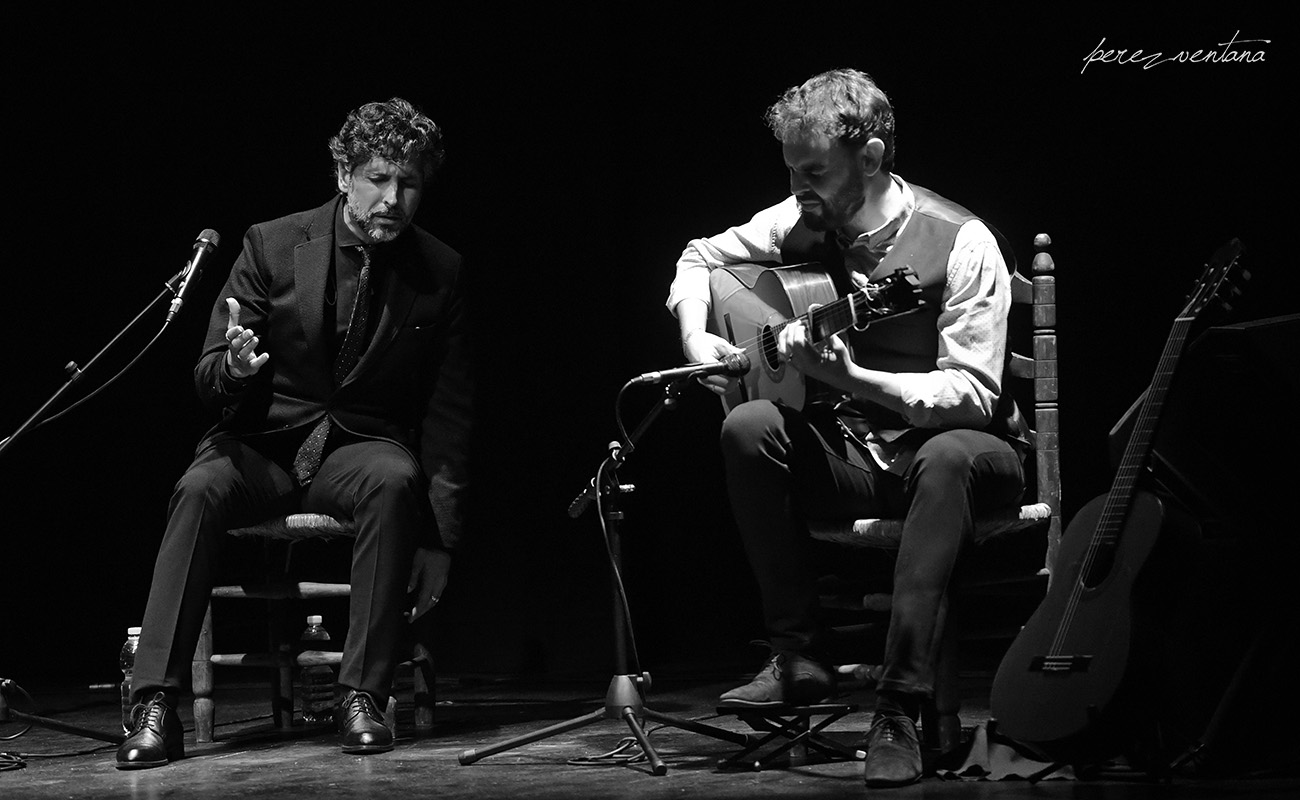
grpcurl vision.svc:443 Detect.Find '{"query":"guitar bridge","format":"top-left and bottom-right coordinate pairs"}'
top-left (722, 312), bottom-right (749, 404)
top-left (1029, 655), bottom-right (1093, 674)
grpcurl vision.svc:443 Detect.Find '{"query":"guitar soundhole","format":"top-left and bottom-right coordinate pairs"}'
top-left (1082, 549), bottom-right (1115, 589)
top-left (759, 325), bottom-right (781, 371)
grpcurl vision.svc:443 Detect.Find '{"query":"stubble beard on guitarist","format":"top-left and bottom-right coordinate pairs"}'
top-left (798, 170), bottom-right (866, 233)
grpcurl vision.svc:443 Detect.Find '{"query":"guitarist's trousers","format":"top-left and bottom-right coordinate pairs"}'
top-left (720, 399), bottom-right (1024, 698)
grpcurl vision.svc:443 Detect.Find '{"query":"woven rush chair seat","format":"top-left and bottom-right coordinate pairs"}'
top-left (227, 513), bottom-right (355, 541)
top-left (807, 502), bottom-right (1053, 551)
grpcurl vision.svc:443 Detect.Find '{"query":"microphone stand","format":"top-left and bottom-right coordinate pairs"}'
top-left (0, 266), bottom-right (188, 461)
top-left (458, 379), bottom-right (753, 775)
top-left (0, 268), bottom-right (189, 748)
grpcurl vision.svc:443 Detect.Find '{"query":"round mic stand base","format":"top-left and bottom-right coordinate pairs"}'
top-left (1, 678), bottom-right (126, 746)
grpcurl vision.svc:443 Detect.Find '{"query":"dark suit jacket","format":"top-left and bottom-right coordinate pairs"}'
top-left (193, 196), bottom-right (473, 549)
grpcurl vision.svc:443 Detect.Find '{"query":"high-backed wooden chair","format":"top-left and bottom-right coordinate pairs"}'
top-left (805, 232), bottom-right (1061, 754)
top-left (190, 513), bottom-right (439, 744)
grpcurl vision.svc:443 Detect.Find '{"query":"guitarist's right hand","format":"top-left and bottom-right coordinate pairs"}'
top-left (682, 328), bottom-right (744, 396)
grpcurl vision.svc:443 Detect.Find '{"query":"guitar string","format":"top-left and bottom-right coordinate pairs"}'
top-left (1047, 313), bottom-right (1199, 656)
top-left (715, 285), bottom-right (891, 358)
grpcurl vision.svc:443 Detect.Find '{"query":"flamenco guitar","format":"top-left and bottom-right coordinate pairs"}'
top-left (707, 262), bottom-right (923, 413)
top-left (989, 239), bottom-right (1247, 764)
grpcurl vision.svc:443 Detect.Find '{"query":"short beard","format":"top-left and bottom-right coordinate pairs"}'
top-left (801, 173), bottom-right (866, 234)
top-left (346, 199), bottom-right (404, 243)
top-left (801, 210), bottom-right (831, 232)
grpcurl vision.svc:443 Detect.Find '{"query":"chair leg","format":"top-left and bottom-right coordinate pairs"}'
top-left (411, 639), bottom-right (436, 732)
top-left (193, 604), bottom-right (215, 744)
top-left (269, 599), bottom-right (294, 729)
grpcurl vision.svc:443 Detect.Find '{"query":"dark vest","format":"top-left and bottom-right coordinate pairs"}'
top-left (780, 183), bottom-right (1027, 446)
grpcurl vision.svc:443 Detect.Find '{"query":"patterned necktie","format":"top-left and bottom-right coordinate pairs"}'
top-left (334, 246), bottom-right (373, 383)
top-left (293, 246), bottom-right (373, 485)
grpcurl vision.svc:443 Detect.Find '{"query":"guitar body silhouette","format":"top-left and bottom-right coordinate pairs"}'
top-left (991, 489), bottom-right (1166, 761)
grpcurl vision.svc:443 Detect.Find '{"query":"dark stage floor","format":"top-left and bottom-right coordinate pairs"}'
top-left (3, 667), bottom-right (1296, 800)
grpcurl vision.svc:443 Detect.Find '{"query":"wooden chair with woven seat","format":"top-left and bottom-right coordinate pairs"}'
top-left (805, 232), bottom-right (1061, 755)
top-left (190, 512), bottom-right (440, 744)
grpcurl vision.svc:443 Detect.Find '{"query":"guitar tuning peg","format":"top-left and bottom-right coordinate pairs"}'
top-left (1239, 268), bottom-right (1252, 282)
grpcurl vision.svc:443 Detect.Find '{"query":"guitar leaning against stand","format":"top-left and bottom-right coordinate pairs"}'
top-left (989, 238), bottom-right (1248, 768)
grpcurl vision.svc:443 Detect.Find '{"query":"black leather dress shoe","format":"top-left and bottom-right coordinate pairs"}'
top-left (719, 650), bottom-right (836, 708)
top-left (339, 690), bottom-right (393, 754)
top-left (862, 713), bottom-right (922, 787)
top-left (116, 692), bottom-right (184, 769)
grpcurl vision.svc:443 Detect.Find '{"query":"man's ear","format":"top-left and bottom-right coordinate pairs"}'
top-left (859, 138), bottom-right (886, 177)
top-left (336, 164), bottom-right (352, 194)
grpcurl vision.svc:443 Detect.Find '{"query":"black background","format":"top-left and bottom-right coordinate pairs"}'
top-left (2, 5), bottom-right (1289, 693)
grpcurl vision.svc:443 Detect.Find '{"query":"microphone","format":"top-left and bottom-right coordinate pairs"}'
top-left (631, 352), bottom-right (751, 385)
top-left (166, 229), bottom-right (220, 324)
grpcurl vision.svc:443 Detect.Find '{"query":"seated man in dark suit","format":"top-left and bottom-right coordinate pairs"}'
top-left (117, 97), bottom-right (472, 768)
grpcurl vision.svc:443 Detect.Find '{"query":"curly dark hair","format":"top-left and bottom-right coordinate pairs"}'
top-left (328, 97), bottom-right (446, 184)
top-left (765, 69), bottom-right (896, 172)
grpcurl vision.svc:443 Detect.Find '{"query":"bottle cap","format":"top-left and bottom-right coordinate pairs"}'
top-left (128, 626), bottom-right (142, 636)
top-left (307, 615), bottom-right (323, 625)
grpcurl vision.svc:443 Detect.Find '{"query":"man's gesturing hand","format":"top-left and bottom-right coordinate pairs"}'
top-left (225, 298), bottom-right (269, 378)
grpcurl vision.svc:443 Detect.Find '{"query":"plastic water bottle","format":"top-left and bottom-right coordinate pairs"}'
top-left (298, 615), bottom-right (336, 726)
top-left (119, 626), bottom-right (141, 733)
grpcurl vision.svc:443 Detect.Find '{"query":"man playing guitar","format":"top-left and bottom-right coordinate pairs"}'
top-left (665, 68), bottom-right (1028, 788)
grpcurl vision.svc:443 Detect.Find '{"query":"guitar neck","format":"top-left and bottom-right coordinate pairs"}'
top-left (809, 296), bottom-right (856, 342)
top-left (780, 291), bottom-right (866, 343)
top-left (1095, 314), bottom-right (1196, 543)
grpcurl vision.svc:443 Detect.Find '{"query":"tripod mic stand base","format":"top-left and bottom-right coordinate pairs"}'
top-left (1, 678), bottom-right (126, 745)
top-left (458, 674), bottom-right (753, 776)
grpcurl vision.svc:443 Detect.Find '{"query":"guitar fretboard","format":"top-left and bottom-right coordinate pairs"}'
top-left (1088, 315), bottom-right (1194, 554)
top-left (757, 277), bottom-right (913, 365)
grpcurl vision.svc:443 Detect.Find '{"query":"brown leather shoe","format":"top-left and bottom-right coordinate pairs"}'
top-left (719, 651), bottom-right (836, 708)
top-left (862, 713), bottom-right (922, 787)
top-left (339, 690), bottom-right (393, 754)
top-left (115, 692), bottom-right (184, 769)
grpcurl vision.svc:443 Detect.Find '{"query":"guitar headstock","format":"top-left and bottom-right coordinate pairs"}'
top-left (1183, 238), bottom-right (1248, 319)
top-left (863, 267), bottom-right (924, 318)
